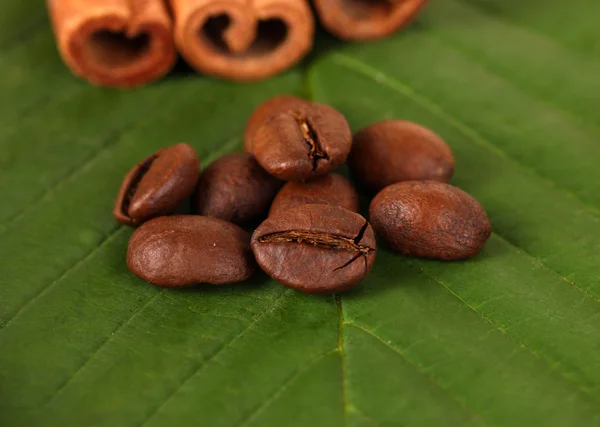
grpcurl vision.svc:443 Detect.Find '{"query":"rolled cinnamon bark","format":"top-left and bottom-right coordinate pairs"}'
top-left (47, 0), bottom-right (177, 88)
top-left (313, 0), bottom-right (428, 41)
top-left (169, 0), bottom-right (314, 81)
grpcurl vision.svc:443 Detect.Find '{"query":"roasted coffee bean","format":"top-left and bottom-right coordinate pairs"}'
top-left (114, 143), bottom-right (200, 226)
top-left (269, 173), bottom-right (359, 217)
top-left (244, 95), bottom-right (309, 152)
top-left (369, 181), bottom-right (491, 260)
top-left (127, 215), bottom-right (255, 287)
top-left (251, 103), bottom-right (352, 181)
top-left (252, 204), bottom-right (376, 294)
top-left (349, 120), bottom-right (454, 192)
top-left (194, 152), bottom-right (281, 224)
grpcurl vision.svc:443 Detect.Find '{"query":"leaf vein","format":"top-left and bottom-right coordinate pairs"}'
top-left (491, 232), bottom-right (600, 304)
top-left (330, 54), bottom-right (600, 305)
top-left (336, 294), bottom-right (350, 427)
top-left (330, 53), bottom-right (600, 220)
top-left (0, 121), bottom-right (137, 236)
top-left (426, 25), bottom-right (600, 135)
top-left (137, 289), bottom-right (288, 427)
top-left (420, 267), bottom-right (600, 406)
top-left (43, 288), bottom-right (165, 407)
top-left (0, 224), bottom-right (124, 330)
top-left (235, 349), bottom-right (338, 427)
top-left (459, 0), bottom-right (598, 61)
top-left (349, 406), bottom-right (382, 427)
top-left (0, 82), bottom-right (82, 146)
top-left (347, 323), bottom-right (491, 427)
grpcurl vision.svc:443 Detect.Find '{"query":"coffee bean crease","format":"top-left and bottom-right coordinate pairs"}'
top-left (293, 112), bottom-right (328, 172)
top-left (121, 154), bottom-right (157, 217)
top-left (257, 217), bottom-right (373, 275)
top-left (258, 229), bottom-right (372, 254)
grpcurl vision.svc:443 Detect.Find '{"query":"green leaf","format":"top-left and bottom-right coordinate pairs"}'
top-left (1, 0), bottom-right (600, 426)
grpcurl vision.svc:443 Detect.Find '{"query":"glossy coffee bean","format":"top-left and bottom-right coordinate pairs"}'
top-left (194, 152), bottom-right (281, 224)
top-left (252, 204), bottom-right (376, 294)
top-left (349, 120), bottom-right (454, 192)
top-left (251, 103), bottom-right (352, 181)
top-left (244, 95), bottom-right (309, 152)
top-left (369, 181), bottom-right (491, 260)
top-left (114, 143), bottom-right (200, 226)
top-left (127, 215), bottom-right (255, 287)
top-left (269, 173), bottom-right (359, 217)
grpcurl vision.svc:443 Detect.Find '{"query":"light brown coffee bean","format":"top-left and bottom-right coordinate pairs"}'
top-left (114, 143), bottom-right (200, 226)
top-left (349, 120), bottom-right (454, 192)
top-left (127, 215), bottom-right (255, 287)
top-left (369, 181), bottom-right (491, 260)
top-left (244, 95), bottom-right (309, 152)
top-left (251, 103), bottom-right (352, 181)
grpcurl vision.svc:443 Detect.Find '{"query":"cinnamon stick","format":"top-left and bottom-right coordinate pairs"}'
top-left (47, 0), bottom-right (177, 88)
top-left (169, 0), bottom-right (314, 81)
top-left (313, 0), bottom-right (428, 41)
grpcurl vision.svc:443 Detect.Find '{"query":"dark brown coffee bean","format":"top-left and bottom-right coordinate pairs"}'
top-left (369, 181), bottom-right (491, 260)
top-left (194, 152), bottom-right (281, 224)
top-left (349, 120), bottom-right (455, 192)
top-left (127, 215), bottom-right (255, 287)
top-left (244, 95), bottom-right (309, 152)
top-left (114, 143), bottom-right (200, 226)
top-left (269, 173), bottom-right (359, 217)
top-left (251, 103), bottom-right (352, 181)
top-left (252, 204), bottom-right (376, 294)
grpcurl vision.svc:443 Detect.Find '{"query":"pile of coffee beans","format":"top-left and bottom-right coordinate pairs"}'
top-left (115, 95), bottom-right (492, 294)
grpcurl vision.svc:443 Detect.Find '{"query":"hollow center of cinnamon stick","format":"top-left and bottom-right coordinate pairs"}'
top-left (200, 15), bottom-right (288, 57)
top-left (341, 0), bottom-right (397, 19)
top-left (84, 30), bottom-right (151, 68)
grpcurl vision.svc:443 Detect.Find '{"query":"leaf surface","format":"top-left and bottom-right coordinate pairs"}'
top-left (1, 1), bottom-right (599, 426)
